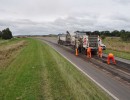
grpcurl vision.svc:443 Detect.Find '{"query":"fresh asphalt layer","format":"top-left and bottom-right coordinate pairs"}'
top-left (39, 38), bottom-right (130, 100)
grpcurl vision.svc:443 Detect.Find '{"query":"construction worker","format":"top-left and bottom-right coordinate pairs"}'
top-left (107, 53), bottom-right (116, 64)
top-left (75, 48), bottom-right (78, 56)
top-left (75, 38), bottom-right (79, 56)
top-left (87, 47), bottom-right (91, 58)
top-left (98, 46), bottom-right (103, 58)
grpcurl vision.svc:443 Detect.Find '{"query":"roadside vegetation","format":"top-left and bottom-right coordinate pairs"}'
top-left (0, 28), bottom-right (13, 40)
top-left (103, 37), bottom-right (130, 60)
top-left (0, 39), bottom-right (26, 69)
top-left (0, 38), bottom-right (109, 100)
top-left (93, 29), bottom-right (130, 60)
top-left (0, 38), bottom-right (21, 46)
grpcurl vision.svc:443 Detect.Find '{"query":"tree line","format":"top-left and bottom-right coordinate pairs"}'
top-left (92, 30), bottom-right (130, 41)
top-left (0, 28), bottom-right (13, 39)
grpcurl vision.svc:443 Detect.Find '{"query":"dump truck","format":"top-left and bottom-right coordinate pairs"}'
top-left (58, 31), bottom-right (106, 54)
top-left (75, 31), bottom-right (106, 54)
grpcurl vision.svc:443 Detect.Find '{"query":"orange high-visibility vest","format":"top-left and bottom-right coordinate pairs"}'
top-left (87, 47), bottom-right (91, 52)
top-left (98, 46), bottom-right (102, 52)
top-left (107, 53), bottom-right (116, 64)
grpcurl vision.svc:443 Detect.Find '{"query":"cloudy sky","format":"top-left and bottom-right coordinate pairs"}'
top-left (0, 0), bottom-right (130, 35)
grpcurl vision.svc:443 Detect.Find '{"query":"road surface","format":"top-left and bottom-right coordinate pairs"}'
top-left (39, 37), bottom-right (130, 100)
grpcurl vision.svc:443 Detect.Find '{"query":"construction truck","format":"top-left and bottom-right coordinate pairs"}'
top-left (58, 31), bottom-right (106, 54)
top-left (57, 33), bottom-right (67, 45)
top-left (58, 31), bottom-right (76, 46)
top-left (75, 31), bottom-right (106, 54)
top-left (66, 31), bottom-right (76, 47)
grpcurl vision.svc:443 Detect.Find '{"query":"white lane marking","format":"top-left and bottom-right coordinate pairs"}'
top-left (45, 41), bottom-right (119, 100)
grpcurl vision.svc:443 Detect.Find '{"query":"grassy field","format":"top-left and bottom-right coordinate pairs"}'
top-left (0, 38), bottom-right (21, 46)
top-left (0, 38), bottom-right (26, 69)
top-left (103, 37), bottom-right (130, 60)
top-left (0, 38), bottom-right (110, 100)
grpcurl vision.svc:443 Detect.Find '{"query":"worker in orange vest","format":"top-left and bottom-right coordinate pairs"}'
top-left (98, 46), bottom-right (103, 58)
top-left (107, 53), bottom-right (116, 64)
top-left (75, 48), bottom-right (78, 56)
top-left (87, 47), bottom-right (91, 58)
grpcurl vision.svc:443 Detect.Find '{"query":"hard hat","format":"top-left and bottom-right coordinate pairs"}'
top-left (108, 53), bottom-right (113, 57)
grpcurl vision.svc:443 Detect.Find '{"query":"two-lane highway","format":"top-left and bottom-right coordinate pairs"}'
top-left (39, 37), bottom-right (130, 100)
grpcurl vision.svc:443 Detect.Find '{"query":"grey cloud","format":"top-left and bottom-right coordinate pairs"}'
top-left (114, 0), bottom-right (130, 4)
top-left (110, 15), bottom-right (130, 23)
top-left (1, 14), bottom-right (130, 36)
top-left (0, 0), bottom-right (130, 35)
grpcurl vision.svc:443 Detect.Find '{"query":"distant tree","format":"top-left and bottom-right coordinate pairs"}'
top-left (121, 31), bottom-right (130, 41)
top-left (105, 31), bottom-right (110, 36)
top-left (0, 31), bottom-right (2, 38)
top-left (119, 30), bottom-right (125, 37)
top-left (94, 31), bottom-right (100, 35)
top-left (100, 31), bottom-right (110, 36)
top-left (100, 35), bottom-right (106, 40)
top-left (2, 28), bottom-right (13, 39)
top-left (111, 30), bottom-right (120, 37)
top-left (120, 30), bottom-right (125, 33)
top-left (100, 31), bottom-right (105, 35)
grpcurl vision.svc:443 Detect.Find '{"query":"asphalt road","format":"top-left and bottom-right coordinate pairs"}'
top-left (39, 37), bottom-right (130, 100)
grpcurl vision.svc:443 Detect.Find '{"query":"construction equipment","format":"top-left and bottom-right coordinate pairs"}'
top-left (58, 31), bottom-right (106, 55)
top-left (75, 31), bottom-right (103, 54)
top-left (58, 31), bottom-right (76, 46)
top-left (57, 33), bottom-right (67, 45)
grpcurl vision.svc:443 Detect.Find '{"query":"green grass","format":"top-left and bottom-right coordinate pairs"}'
top-left (0, 38), bottom-right (27, 70)
top-left (103, 37), bottom-right (130, 60)
top-left (0, 39), bottom-right (9, 44)
top-left (0, 38), bottom-right (110, 100)
top-left (0, 38), bottom-right (21, 46)
top-left (104, 49), bottom-right (130, 60)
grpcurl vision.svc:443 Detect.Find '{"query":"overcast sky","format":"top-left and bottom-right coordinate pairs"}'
top-left (0, 0), bottom-right (130, 35)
